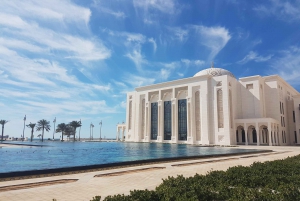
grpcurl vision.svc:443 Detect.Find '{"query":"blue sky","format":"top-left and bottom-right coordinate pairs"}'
top-left (0, 0), bottom-right (300, 139)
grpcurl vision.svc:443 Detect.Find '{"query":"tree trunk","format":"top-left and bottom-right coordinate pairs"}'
top-left (73, 128), bottom-right (76, 141)
top-left (42, 127), bottom-right (44, 142)
top-left (1, 125), bottom-right (3, 141)
top-left (31, 128), bottom-right (33, 142)
top-left (62, 131), bottom-right (64, 141)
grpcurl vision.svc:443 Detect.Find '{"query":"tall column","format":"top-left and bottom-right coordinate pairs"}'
top-left (268, 122), bottom-right (272, 146)
top-left (187, 97), bottom-right (193, 144)
top-left (201, 92), bottom-right (210, 144)
top-left (116, 127), bottom-right (118, 141)
top-left (256, 122), bottom-right (260, 146)
top-left (157, 99), bottom-right (163, 142)
top-left (122, 127), bottom-right (125, 141)
top-left (146, 102), bottom-right (151, 142)
top-left (244, 123), bottom-right (248, 145)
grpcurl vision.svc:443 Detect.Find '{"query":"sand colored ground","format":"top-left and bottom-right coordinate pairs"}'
top-left (0, 145), bottom-right (299, 201)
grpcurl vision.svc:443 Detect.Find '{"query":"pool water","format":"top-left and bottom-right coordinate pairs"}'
top-left (0, 141), bottom-right (261, 173)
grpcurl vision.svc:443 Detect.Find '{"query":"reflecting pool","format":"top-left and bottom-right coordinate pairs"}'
top-left (0, 141), bottom-right (262, 173)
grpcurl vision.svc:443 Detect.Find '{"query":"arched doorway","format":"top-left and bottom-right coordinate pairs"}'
top-left (247, 125), bottom-right (256, 144)
top-left (236, 126), bottom-right (245, 145)
top-left (259, 125), bottom-right (269, 145)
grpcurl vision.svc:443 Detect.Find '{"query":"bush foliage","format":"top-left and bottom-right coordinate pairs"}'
top-left (98, 155), bottom-right (300, 200)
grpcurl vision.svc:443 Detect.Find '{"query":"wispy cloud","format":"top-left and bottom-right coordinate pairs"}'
top-left (167, 27), bottom-right (189, 42)
top-left (148, 38), bottom-right (157, 53)
top-left (270, 46), bottom-right (300, 86)
top-left (133, 0), bottom-right (178, 14)
top-left (254, 0), bottom-right (300, 22)
top-left (125, 48), bottom-right (148, 71)
top-left (237, 51), bottom-right (273, 64)
top-left (133, 0), bottom-right (181, 24)
top-left (0, 13), bottom-right (111, 61)
top-left (99, 7), bottom-right (126, 19)
top-left (0, 0), bottom-right (91, 24)
top-left (123, 74), bottom-right (155, 87)
top-left (0, 0), bottom-right (115, 124)
top-left (181, 59), bottom-right (205, 66)
top-left (192, 25), bottom-right (231, 60)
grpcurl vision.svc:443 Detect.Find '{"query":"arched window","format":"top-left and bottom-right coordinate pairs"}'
top-left (217, 89), bottom-right (224, 128)
top-left (178, 99), bottom-right (187, 141)
top-left (151, 103), bottom-right (158, 140)
top-left (141, 99), bottom-right (145, 139)
top-left (195, 91), bottom-right (201, 141)
top-left (164, 101), bottom-right (172, 140)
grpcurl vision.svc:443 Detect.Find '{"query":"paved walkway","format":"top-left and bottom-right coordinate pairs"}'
top-left (0, 146), bottom-right (299, 201)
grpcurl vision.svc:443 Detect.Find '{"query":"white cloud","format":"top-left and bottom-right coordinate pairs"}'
top-left (133, 0), bottom-right (178, 14)
top-left (120, 101), bottom-right (127, 108)
top-left (0, 0), bottom-right (116, 124)
top-left (181, 59), bottom-right (205, 66)
top-left (100, 7), bottom-right (126, 19)
top-left (192, 25), bottom-right (231, 60)
top-left (254, 0), bottom-right (300, 22)
top-left (237, 51), bottom-right (273, 64)
top-left (123, 74), bottom-right (155, 87)
top-left (19, 100), bottom-right (117, 116)
top-left (270, 46), bottom-right (300, 86)
top-left (125, 48), bottom-right (148, 71)
top-left (148, 38), bottom-right (157, 53)
top-left (0, 12), bottom-right (110, 62)
top-left (168, 27), bottom-right (189, 42)
top-left (0, 0), bottom-right (91, 24)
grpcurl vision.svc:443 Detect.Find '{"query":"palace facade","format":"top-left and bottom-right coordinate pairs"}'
top-left (118, 66), bottom-right (300, 146)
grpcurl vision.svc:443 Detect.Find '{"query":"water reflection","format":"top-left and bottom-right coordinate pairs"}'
top-left (0, 141), bottom-right (262, 173)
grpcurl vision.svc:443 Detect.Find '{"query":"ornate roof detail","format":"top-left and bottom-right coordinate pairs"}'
top-left (194, 68), bottom-right (235, 78)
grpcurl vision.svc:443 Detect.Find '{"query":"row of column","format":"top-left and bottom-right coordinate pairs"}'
top-left (143, 92), bottom-right (192, 143)
top-left (241, 122), bottom-right (279, 146)
top-left (116, 126), bottom-right (125, 141)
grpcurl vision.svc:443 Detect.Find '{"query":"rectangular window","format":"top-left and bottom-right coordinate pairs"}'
top-left (282, 102), bottom-right (284, 115)
top-left (246, 84), bottom-right (253, 89)
top-left (281, 116), bottom-right (283, 127)
top-left (280, 102), bottom-right (282, 114)
top-left (283, 117), bottom-right (285, 127)
top-left (293, 111), bottom-right (296, 123)
top-left (295, 131), bottom-right (297, 143)
top-left (151, 102), bottom-right (158, 140)
top-left (164, 101), bottom-right (172, 140)
top-left (178, 99), bottom-right (187, 141)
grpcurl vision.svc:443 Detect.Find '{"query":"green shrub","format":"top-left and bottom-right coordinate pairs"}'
top-left (96, 155), bottom-right (300, 201)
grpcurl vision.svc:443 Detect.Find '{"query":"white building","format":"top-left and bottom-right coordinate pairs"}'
top-left (119, 66), bottom-right (300, 146)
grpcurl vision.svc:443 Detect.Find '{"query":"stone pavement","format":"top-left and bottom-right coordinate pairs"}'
top-left (0, 146), bottom-right (299, 201)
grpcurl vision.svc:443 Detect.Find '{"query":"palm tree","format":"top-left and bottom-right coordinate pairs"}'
top-left (36, 119), bottom-right (51, 142)
top-left (0, 120), bottom-right (9, 142)
top-left (69, 121), bottom-right (82, 141)
top-left (26, 122), bottom-right (36, 142)
top-left (64, 124), bottom-right (74, 141)
top-left (56, 123), bottom-right (67, 141)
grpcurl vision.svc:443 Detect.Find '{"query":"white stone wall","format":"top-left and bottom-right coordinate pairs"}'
top-left (124, 70), bottom-right (300, 146)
